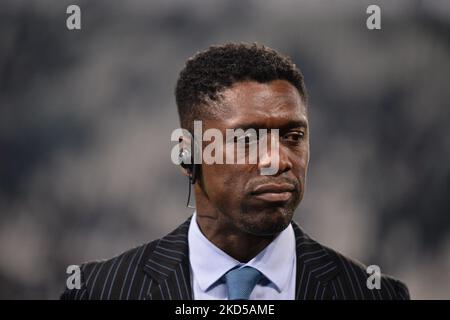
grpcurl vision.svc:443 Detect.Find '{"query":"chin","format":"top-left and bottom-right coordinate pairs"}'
top-left (239, 207), bottom-right (294, 236)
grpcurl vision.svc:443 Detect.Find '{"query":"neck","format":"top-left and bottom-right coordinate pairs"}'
top-left (195, 212), bottom-right (276, 263)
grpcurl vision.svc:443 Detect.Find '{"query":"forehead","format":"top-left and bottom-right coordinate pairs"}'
top-left (214, 80), bottom-right (307, 129)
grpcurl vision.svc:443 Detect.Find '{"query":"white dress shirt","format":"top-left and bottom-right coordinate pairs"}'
top-left (188, 212), bottom-right (296, 300)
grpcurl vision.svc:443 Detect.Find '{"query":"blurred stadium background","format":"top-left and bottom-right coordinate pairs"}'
top-left (0, 0), bottom-right (449, 299)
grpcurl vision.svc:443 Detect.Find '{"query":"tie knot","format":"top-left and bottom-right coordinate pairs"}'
top-left (224, 266), bottom-right (263, 300)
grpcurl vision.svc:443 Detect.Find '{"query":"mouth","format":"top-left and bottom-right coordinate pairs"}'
top-left (250, 183), bottom-right (295, 202)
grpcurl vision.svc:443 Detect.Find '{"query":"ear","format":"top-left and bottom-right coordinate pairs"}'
top-left (178, 134), bottom-right (193, 178)
top-left (179, 164), bottom-right (192, 178)
top-left (179, 134), bottom-right (192, 151)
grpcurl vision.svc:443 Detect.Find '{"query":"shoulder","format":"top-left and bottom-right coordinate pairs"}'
top-left (316, 240), bottom-right (410, 300)
top-left (291, 221), bottom-right (410, 300)
top-left (60, 217), bottom-right (192, 300)
top-left (60, 240), bottom-right (158, 300)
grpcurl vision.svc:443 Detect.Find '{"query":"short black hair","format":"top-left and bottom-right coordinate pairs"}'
top-left (175, 42), bottom-right (308, 132)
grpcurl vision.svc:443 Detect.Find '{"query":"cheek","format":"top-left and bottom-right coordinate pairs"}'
top-left (293, 147), bottom-right (309, 175)
top-left (200, 164), bottom-right (222, 196)
top-left (201, 164), bottom-right (250, 201)
top-left (301, 143), bottom-right (310, 168)
top-left (300, 154), bottom-right (309, 173)
top-left (201, 165), bottom-right (235, 196)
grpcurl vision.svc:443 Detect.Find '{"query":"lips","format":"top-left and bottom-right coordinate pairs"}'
top-left (250, 183), bottom-right (295, 202)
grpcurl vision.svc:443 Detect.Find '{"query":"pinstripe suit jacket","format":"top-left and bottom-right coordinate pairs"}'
top-left (61, 217), bottom-right (410, 300)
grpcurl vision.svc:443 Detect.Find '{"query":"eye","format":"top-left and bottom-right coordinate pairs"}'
top-left (283, 131), bottom-right (305, 143)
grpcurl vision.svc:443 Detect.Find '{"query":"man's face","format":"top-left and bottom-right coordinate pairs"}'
top-left (198, 79), bottom-right (309, 236)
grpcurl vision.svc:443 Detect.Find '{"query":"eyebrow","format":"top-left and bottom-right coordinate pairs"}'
top-left (233, 119), bottom-right (308, 131)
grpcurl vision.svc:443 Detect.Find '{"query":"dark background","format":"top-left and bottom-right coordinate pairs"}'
top-left (1, 0), bottom-right (449, 299)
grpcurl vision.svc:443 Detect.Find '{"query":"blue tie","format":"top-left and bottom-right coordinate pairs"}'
top-left (224, 266), bottom-right (263, 300)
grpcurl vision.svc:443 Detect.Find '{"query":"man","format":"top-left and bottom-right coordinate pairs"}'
top-left (61, 43), bottom-right (409, 300)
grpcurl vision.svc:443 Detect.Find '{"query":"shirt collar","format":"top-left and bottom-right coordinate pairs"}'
top-left (188, 212), bottom-right (296, 293)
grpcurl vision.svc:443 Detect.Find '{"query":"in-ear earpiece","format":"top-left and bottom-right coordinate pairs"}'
top-left (179, 147), bottom-right (197, 185)
top-left (178, 149), bottom-right (192, 170)
top-left (179, 137), bottom-right (201, 208)
top-left (179, 147), bottom-right (197, 208)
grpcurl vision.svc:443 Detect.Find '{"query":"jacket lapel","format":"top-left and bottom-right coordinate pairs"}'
top-left (142, 217), bottom-right (341, 300)
top-left (291, 221), bottom-right (341, 299)
top-left (143, 217), bottom-right (193, 300)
